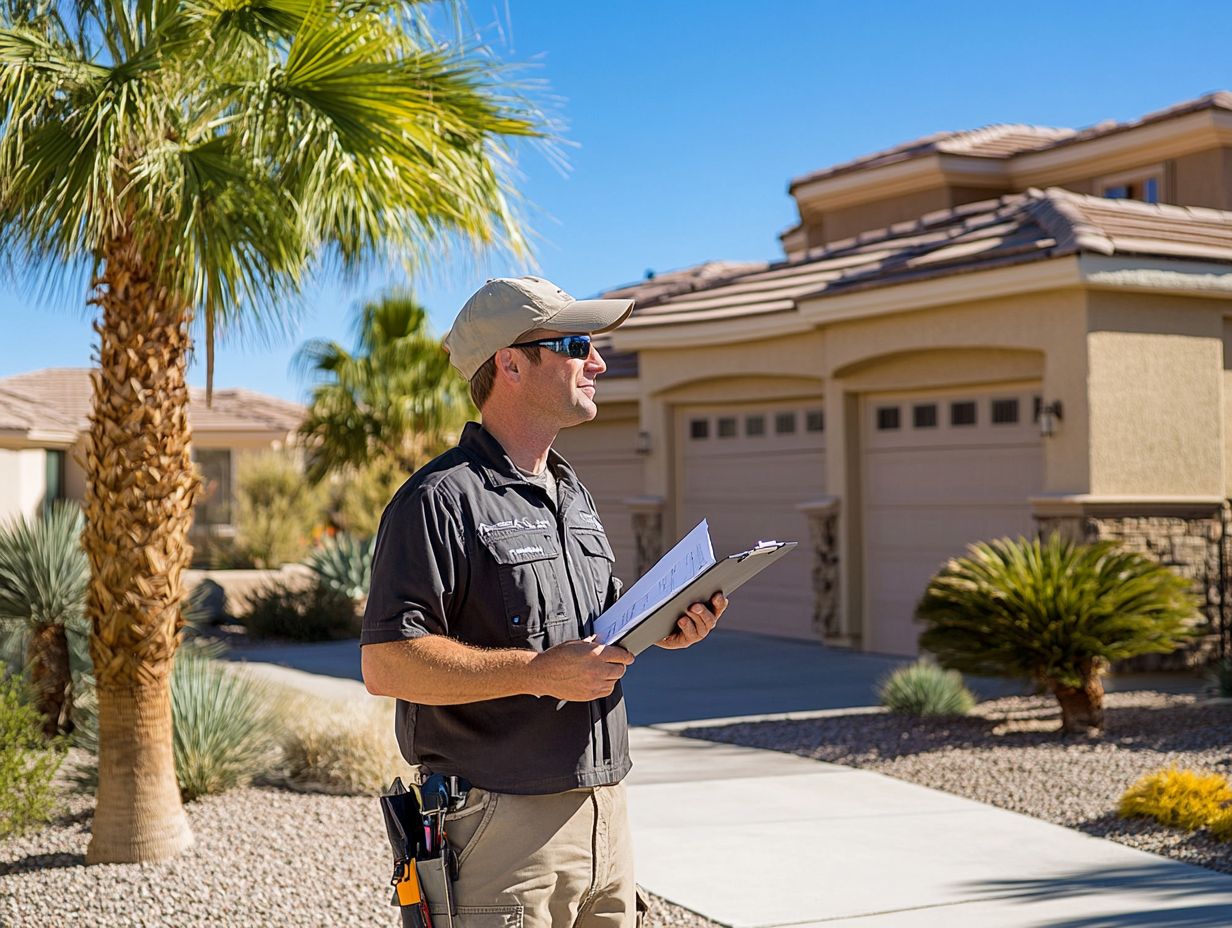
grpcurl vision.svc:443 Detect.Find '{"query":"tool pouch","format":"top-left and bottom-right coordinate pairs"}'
top-left (416, 850), bottom-right (458, 927)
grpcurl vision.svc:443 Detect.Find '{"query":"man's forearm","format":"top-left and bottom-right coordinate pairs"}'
top-left (362, 635), bottom-right (539, 705)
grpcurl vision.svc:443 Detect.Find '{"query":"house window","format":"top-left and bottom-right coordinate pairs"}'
top-left (746, 415), bottom-right (766, 437)
top-left (1033, 396), bottom-right (1043, 423)
top-left (876, 407), bottom-right (900, 430)
top-left (194, 449), bottom-right (233, 525)
top-left (913, 404), bottom-right (938, 428)
top-left (690, 419), bottom-right (709, 440)
top-left (805, 409), bottom-right (825, 432)
top-left (717, 417), bottom-right (737, 438)
top-left (775, 412), bottom-right (797, 434)
top-left (1100, 171), bottom-right (1161, 204)
top-left (43, 450), bottom-right (65, 513)
top-left (951, 401), bottom-right (977, 426)
top-left (991, 399), bottom-right (1020, 425)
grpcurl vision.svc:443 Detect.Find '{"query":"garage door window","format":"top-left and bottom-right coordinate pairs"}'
top-left (950, 401), bottom-right (977, 426)
top-left (717, 417), bottom-right (737, 438)
top-left (991, 399), bottom-right (1020, 425)
top-left (912, 404), bottom-right (938, 428)
top-left (775, 412), bottom-right (797, 434)
top-left (746, 415), bottom-right (765, 436)
top-left (876, 407), bottom-right (900, 430)
top-left (806, 410), bottom-right (824, 432)
top-left (690, 419), bottom-right (709, 439)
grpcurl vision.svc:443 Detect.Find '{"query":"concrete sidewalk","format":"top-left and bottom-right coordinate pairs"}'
top-left (626, 726), bottom-right (1232, 928)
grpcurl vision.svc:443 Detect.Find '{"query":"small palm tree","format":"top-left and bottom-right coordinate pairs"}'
top-left (0, 0), bottom-right (542, 863)
top-left (296, 293), bottom-right (471, 483)
top-left (0, 502), bottom-right (89, 738)
top-left (917, 534), bottom-right (1198, 735)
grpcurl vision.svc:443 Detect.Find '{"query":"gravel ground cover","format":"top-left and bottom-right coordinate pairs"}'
top-left (0, 778), bottom-right (720, 928)
top-left (681, 690), bottom-right (1232, 876)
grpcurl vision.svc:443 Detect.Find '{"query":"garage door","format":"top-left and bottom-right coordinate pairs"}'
top-left (862, 385), bottom-right (1043, 655)
top-left (677, 400), bottom-right (825, 639)
top-left (552, 409), bottom-right (641, 580)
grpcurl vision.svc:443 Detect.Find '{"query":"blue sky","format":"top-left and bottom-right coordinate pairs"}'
top-left (2, 0), bottom-right (1230, 402)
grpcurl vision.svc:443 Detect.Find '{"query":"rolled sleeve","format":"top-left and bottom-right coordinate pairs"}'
top-left (361, 485), bottom-right (466, 646)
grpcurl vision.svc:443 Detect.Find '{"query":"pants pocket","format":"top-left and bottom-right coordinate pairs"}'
top-left (454, 905), bottom-right (524, 927)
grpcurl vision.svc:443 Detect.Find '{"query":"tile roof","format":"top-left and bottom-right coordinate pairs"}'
top-left (0, 385), bottom-right (79, 433)
top-left (619, 188), bottom-right (1232, 330)
top-left (0, 369), bottom-right (304, 434)
top-left (789, 92), bottom-right (1232, 190)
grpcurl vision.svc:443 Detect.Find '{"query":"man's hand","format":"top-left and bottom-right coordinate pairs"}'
top-left (528, 637), bottom-right (635, 701)
top-left (656, 593), bottom-right (727, 650)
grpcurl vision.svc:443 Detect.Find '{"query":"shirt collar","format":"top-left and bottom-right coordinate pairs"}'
top-left (459, 421), bottom-right (579, 493)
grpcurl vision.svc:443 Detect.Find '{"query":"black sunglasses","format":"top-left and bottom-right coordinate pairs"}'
top-left (510, 334), bottom-right (592, 359)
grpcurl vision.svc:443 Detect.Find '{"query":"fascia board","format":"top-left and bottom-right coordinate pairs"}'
top-left (0, 427), bottom-right (78, 448)
top-left (610, 311), bottom-right (810, 352)
top-left (792, 156), bottom-right (950, 213)
top-left (796, 256), bottom-right (1084, 326)
top-left (1009, 110), bottom-right (1225, 186)
top-left (1078, 253), bottom-right (1232, 297)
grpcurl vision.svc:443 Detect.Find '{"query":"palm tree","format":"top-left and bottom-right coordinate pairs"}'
top-left (917, 534), bottom-right (1198, 735)
top-left (0, 0), bottom-right (541, 863)
top-left (296, 292), bottom-right (471, 483)
top-left (0, 502), bottom-right (90, 738)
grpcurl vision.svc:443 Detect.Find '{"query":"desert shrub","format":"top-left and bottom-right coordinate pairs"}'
top-left (280, 696), bottom-right (408, 794)
top-left (308, 534), bottom-right (373, 603)
top-left (331, 457), bottom-right (406, 539)
top-left (1208, 658), bottom-right (1232, 699)
top-left (877, 660), bottom-right (975, 716)
top-left (71, 645), bottom-right (281, 800)
top-left (1210, 808), bottom-right (1232, 843)
top-left (232, 451), bottom-right (329, 568)
top-left (917, 534), bottom-right (1198, 734)
top-left (241, 581), bottom-right (360, 641)
top-left (1118, 768), bottom-right (1232, 831)
top-left (0, 673), bottom-right (66, 837)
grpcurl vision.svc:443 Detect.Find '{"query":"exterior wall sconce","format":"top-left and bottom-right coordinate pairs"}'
top-left (635, 430), bottom-right (652, 455)
top-left (1039, 400), bottom-right (1063, 438)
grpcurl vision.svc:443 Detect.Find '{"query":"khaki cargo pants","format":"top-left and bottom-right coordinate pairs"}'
top-left (426, 782), bottom-right (645, 928)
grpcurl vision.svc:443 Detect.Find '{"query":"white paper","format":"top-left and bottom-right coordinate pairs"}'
top-left (594, 519), bottom-right (716, 645)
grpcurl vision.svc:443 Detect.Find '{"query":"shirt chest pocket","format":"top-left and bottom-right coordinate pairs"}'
top-left (573, 528), bottom-right (616, 614)
top-left (481, 529), bottom-right (569, 641)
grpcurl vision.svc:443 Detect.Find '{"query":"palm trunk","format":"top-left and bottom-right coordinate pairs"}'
top-left (1051, 659), bottom-right (1106, 735)
top-left (82, 231), bottom-right (198, 864)
top-left (28, 622), bottom-right (72, 737)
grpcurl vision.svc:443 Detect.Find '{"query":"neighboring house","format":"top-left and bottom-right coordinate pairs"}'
top-left (554, 92), bottom-right (1232, 657)
top-left (0, 369), bottom-right (304, 555)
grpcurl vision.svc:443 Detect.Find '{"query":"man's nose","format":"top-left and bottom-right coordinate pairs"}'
top-left (587, 343), bottom-right (607, 375)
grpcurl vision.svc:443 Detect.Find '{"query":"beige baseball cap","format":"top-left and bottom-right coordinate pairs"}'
top-left (443, 276), bottom-right (634, 380)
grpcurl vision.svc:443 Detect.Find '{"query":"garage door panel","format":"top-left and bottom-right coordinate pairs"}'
top-left (678, 399), bottom-right (824, 641)
top-left (862, 386), bottom-right (1043, 656)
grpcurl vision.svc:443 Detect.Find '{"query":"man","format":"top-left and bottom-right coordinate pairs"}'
top-left (361, 276), bottom-right (725, 928)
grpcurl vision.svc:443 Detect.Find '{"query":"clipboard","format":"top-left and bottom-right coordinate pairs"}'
top-left (608, 541), bottom-right (797, 655)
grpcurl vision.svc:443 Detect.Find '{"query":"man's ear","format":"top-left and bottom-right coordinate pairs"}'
top-left (495, 347), bottom-right (522, 384)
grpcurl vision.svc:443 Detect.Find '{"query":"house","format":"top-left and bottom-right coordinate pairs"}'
top-left (553, 92), bottom-right (1232, 657)
top-left (0, 368), bottom-right (304, 554)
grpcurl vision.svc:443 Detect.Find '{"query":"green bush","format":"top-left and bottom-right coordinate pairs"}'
top-left (280, 696), bottom-right (408, 795)
top-left (917, 534), bottom-right (1198, 734)
top-left (230, 451), bottom-right (329, 568)
top-left (241, 581), bottom-right (360, 641)
top-left (0, 673), bottom-right (65, 837)
top-left (1118, 767), bottom-right (1232, 831)
top-left (71, 646), bottom-right (281, 801)
top-left (308, 534), bottom-right (373, 603)
top-left (1208, 658), bottom-right (1232, 699)
top-left (877, 660), bottom-right (976, 716)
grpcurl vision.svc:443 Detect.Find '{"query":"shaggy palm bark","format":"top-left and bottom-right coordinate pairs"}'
top-left (28, 623), bottom-right (72, 737)
top-left (1050, 659), bottom-right (1106, 735)
top-left (82, 231), bottom-right (198, 864)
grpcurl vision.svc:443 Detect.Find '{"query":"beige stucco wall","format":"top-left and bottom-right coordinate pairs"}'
top-left (810, 188), bottom-right (953, 247)
top-left (0, 448), bottom-right (49, 522)
top-left (1085, 291), bottom-right (1225, 497)
top-left (1172, 147), bottom-right (1232, 210)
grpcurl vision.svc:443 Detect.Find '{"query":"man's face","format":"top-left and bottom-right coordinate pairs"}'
top-left (510, 329), bottom-right (607, 429)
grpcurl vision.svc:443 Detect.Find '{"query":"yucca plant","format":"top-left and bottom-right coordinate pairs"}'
top-left (0, 502), bottom-right (90, 737)
top-left (917, 534), bottom-right (1198, 735)
top-left (308, 533), bottom-right (374, 604)
top-left (877, 659), bottom-right (976, 717)
top-left (74, 644), bottom-right (283, 801)
top-left (1118, 768), bottom-right (1232, 831)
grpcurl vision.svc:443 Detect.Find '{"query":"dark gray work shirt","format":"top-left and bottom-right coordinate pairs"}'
top-left (361, 422), bottom-right (631, 795)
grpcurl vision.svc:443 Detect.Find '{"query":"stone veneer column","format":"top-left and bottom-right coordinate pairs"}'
top-left (624, 496), bottom-right (665, 578)
top-left (1032, 496), bottom-right (1227, 670)
top-left (797, 497), bottom-right (841, 642)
